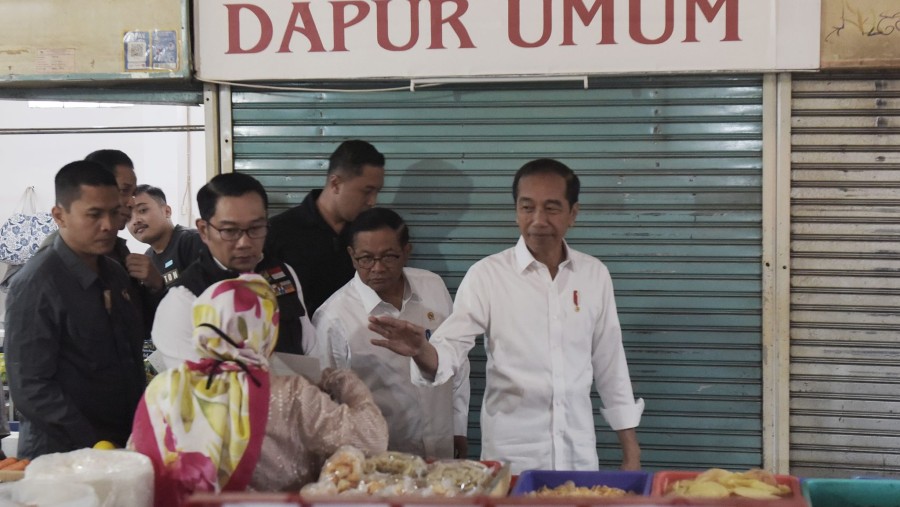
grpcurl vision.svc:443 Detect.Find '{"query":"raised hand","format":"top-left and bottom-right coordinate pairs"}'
top-left (125, 253), bottom-right (164, 291)
top-left (368, 315), bottom-right (438, 378)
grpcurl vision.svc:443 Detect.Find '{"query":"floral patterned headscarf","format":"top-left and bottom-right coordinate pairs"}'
top-left (130, 274), bottom-right (279, 506)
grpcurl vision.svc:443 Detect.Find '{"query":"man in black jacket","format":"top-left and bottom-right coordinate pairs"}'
top-left (84, 149), bottom-right (164, 292)
top-left (151, 172), bottom-right (326, 371)
top-left (266, 140), bottom-right (385, 316)
top-left (6, 161), bottom-right (146, 458)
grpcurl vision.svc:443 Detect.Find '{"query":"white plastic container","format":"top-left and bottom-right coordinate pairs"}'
top-left (25, 449), bottom-right (152, 507)
top-left (0, 479), bottom-right (99, 507)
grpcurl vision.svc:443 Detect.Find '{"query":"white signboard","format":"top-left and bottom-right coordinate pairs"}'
top-left (196, 0), bottom-right (820, 81)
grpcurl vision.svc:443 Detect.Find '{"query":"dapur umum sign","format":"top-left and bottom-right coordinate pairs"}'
top-left (195, 0), bottom-right (821, 81)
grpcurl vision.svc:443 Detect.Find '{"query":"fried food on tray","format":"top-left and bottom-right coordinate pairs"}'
top-left (529, 480), bottom-right (630, 498)
top-left (364, 451), bottom-right (427, 478)
top-left (302, 448), bottom-right (498, 498)
top-left (425, 460), bottom-right (492, 496)
top-left (667, 468), bottom-right (792, 500)
top-left (315, 445), bottom-right (366, 493)
top-left (360, 473), bottom-right (420, 496)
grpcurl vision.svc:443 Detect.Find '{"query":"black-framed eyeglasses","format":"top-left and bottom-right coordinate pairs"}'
top-left (206, 222), bottom-right (269, 241)
top-left (354, 253), bottom-right (402, 269)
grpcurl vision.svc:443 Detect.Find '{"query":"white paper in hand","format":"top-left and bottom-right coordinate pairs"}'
top-left (146, 350), bottom-right (167, 374)
top-left (269, 352), bottom-right (321, 383)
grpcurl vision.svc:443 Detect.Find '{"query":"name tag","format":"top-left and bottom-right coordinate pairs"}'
top-left (163, 269), bottom-right (180, 286)
top-left (260, 266), bottom-right (296, 296)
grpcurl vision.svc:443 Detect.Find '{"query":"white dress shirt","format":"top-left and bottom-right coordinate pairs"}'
top-left (412, 237), bottom-right (644, 473)
top-left (152, 262), bottom-right (322, 371)
top-left (313, 268), bottom-right (470, 459)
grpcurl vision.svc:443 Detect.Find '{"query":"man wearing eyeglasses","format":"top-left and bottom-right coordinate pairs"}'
top-left (312, 207), bottom-right (470, 460)
top-left (150, 172), bottom-right (322, 370)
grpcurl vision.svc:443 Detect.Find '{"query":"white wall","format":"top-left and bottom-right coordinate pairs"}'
top-left (0, 99), bottom-right (207, 253)
top-left (0, 99), bottom-right (207, 325)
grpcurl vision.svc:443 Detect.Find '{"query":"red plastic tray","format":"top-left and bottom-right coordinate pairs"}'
top-left (651, 471), bottom-right (806, 506)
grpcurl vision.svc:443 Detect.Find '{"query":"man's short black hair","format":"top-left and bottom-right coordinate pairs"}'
top-left (346, 207), bottom-right (409, 247)
top-left (512, 158), bottom-right (580, 207)
top-left (84, 149), bottom-right (134, 174)
top-left (328, 140), bottom-right (385, 178)
top-left (197, 172), bottom-right (268, 221)
top-left (55, 160), bottom-right (118, 211)
top-left (134, 184), bottom-right (167, 205)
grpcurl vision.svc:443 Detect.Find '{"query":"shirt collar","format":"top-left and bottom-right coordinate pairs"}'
top-left (514, 236), bottom-right (575, 273)
top-left (52, 234), bottom-right (100, 289)
top-left (351, 269), bottom-right (416, 314)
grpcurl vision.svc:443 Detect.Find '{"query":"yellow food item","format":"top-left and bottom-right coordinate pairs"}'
top-left (667, 469), bottom-right (791, 499)
top-left (530, 480), bottom-right (630, 498)
top-left (733, 485), bottom-right (783, 500)
top-left (680, 481), bottom-right (730, 498)
top-left (92, 440), bottom-right (117, 450)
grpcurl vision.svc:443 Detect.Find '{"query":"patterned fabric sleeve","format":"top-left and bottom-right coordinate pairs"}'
top-left (249, 370), bottom-right (388, 492)
top-left (305, 368), bottom-right (388, 455)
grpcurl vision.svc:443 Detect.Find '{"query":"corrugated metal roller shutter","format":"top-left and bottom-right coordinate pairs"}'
top-left (230, 75), bottom-right (764, 470)
top-left (790, 72), bottom-right (900, 478)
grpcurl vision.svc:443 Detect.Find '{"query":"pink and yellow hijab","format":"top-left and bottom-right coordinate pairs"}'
top-left (131, 274), bottom-right (279, 506)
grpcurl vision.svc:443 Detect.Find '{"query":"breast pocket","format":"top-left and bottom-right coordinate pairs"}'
top-left (65, 311), bottom-right (117, 375)
top-left (562, 292), bottom-right (602, 386)
top-left (565, 302), bottom-right (598, 351)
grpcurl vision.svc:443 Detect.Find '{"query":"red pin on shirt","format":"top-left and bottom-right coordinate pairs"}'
top-left (573, 290), bottom-right (580, 312)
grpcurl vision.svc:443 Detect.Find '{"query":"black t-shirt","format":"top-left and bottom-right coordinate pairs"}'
top-left (265, 189), bottom-right (355, 316)
top-left (146, 225), bottom-right (207, 288)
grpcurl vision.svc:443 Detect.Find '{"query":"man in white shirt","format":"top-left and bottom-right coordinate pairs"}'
top-left (369, 159), bottom-right (643, 473)
top-left (313, 207), bottom-right (471, 459)
top-left (151, 172), bottom-right (321, 370)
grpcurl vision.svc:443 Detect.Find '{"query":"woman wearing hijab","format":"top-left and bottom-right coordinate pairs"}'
top-left (130, 274), bottom-right (388, 505)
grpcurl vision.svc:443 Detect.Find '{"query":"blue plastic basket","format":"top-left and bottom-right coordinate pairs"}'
top-left (510, 470), bottom-right (652, 496)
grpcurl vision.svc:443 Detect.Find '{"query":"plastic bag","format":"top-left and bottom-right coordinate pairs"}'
top-left (302, 446), bottom-right (497, 498)
top-left (0, 187), bottom-right (57, 265)
top-left (25, 449), bottom-right (153, 507)
top-left (0, 479), bottom-right (99, 507)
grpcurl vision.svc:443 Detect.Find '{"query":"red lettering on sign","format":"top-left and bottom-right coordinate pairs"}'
top-left (279, 2), bottom-right (326, 53)
top-left (429, 0), bottom-right (475, 49)
top-left (684, 0), bottom-right (740, 42)
top-left (562, 0), bottom-right (616, 46)
top-left (375, 0), bottom-right (421, 51)
top-left (333, 1), bottom-right (371, 52)
top-left (629, 0), bottom-right (674, 45)
top-left (225, 0), bottom-right (742, 57)
top-left (225, 4), bottom-right (273, 54)
top-left (508, 0), bottom-right (552, 48)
